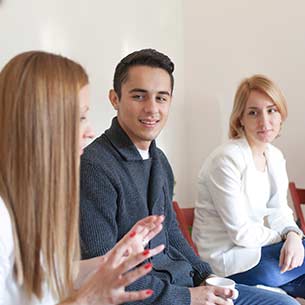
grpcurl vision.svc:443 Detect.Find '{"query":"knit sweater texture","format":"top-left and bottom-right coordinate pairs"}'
top-left (80, 117), bottom-right (212, 305)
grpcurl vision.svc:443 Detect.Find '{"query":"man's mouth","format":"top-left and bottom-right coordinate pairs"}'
top-left (139, 119), bottom-right (160, 126)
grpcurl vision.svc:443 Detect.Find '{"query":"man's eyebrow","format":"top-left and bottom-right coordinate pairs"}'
top-left (158, 91), bottom-right (171, 96)
top-left (128, 88), bottom-right (148, 94)
top-left (128, 88), bottom-right (171, 96)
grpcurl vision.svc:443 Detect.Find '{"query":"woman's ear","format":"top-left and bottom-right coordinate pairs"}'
top-left (109, 89), bottom-right (119, 110)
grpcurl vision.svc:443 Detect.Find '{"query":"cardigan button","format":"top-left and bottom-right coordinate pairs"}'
top-left (189, 271), bottom-right (195, 277)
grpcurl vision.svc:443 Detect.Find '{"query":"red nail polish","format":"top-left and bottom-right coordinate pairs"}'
top-left (144, 263), bottom-right (153, 269)
top-left (129, 231), bottom-right (136, 238)
top-left (145, 289), bottom-right (153, 295)
top-left (143, 249), bottom-right (150, 256)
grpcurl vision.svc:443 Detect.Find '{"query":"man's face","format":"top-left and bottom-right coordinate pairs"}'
top-left (110, 65), bottom-right (172, 150)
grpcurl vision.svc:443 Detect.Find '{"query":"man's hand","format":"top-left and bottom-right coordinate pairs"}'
top-left (189, 286), bottom-right (234, 305)
top-left (279, 232), bottom-right (304, 273)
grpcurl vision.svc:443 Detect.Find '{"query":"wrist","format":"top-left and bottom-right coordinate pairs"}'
top-left (287, 231), bottom-right (303, 239)
top-left (281, 227), bottom-right (304, 241)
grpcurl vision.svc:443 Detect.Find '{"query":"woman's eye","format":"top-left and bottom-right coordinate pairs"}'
top-left (248, 111), bottom-right (257, 116)
top-left (80, 116), bottom-right (87, 122)
top-left (268, 108), bottom-right (277, 113)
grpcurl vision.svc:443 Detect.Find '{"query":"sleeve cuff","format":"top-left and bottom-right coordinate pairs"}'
top-left (281, 226), bottom-right (304, 240)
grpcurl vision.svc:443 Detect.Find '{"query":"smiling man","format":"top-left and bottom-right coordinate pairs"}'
top-left (79, 50), bottom-right (299, 305)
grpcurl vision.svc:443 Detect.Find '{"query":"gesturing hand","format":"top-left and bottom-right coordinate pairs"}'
top-left (279, 232), bottom-right (304, 273)
top-left (122, 215), bottom-right (165, 259)
top-left (69, 215), bottom-right (165, 305)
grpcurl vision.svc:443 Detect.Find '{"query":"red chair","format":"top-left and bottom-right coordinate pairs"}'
top-left (289, 182), bottom-right (305, 233)
top-left (172, 201), bottom-right (198, 255)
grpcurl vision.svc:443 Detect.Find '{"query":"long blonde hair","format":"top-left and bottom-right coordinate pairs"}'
top-left (229, 74), bottom-right (287, 139)
top-left (0, 51), bottom-right (88, 301)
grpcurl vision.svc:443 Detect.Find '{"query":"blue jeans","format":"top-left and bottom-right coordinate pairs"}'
top-left (229, 240), bottom-right (305, 298)
top-left (236, 284), bottom-right (298, 305)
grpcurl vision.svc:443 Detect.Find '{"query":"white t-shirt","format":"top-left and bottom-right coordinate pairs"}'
top-left (137, 148), bottom-right (150, 160)
top-left (0, 197), bottom-right (56, 305)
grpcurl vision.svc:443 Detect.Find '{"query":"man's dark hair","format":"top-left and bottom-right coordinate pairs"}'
top-left (113, 48), bottom-right (174, 99)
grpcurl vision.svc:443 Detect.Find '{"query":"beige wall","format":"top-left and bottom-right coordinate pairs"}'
top-left (1, 0), bottom-right (305, 207)
top-left (184, 0), bottom-right (305, 206)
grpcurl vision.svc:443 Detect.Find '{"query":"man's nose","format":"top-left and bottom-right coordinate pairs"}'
top-left (144, 96), bottom-right (158, 114)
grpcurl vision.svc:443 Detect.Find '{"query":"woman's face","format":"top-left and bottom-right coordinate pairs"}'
top-left (79, 84), bottom-right (94, 156)
top-left (240, 90), bottom-right (282, 148)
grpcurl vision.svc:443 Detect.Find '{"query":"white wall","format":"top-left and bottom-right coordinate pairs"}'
top-left (1, 0), bottom-right (305, 207)
top-left (184, 0), bottom-right (305, 206)
top-left (0, 0), bottom-right (189, 204)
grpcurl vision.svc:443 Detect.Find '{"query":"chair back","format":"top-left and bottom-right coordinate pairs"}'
top-left (289, 182), bottom-right (305, 233)
top-left (172, 201), bottom-right (198, 255)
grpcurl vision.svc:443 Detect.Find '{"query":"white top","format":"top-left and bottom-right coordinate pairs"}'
top-left (0, 197), bottom-right (56, 305)
top-left (253, 167), bottom-right (271, 210)
top-left (137, 148), bottom-right (150, 160)
top-left (192, 138), bottom-right (298, 277)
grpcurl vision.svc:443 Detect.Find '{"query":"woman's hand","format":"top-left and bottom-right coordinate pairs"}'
top-left (121, 214), bottom-right (165, 258)
top-left (66, 215), bottom-right (165, 305)
top-left (279, 232), bottom-right (304, 273)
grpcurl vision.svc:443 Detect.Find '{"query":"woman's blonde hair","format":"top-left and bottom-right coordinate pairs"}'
top-left (0, 51), bottom-right (88, 301)
top-left (229, 74), bottom-right (287, 139)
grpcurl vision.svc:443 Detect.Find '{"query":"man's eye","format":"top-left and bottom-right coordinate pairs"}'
top-left (132, 95), bottom-right (144, 100)
top-left (156, 96), bottom-right (167, 103)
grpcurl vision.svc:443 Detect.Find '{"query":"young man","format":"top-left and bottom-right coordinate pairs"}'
top-left (80, 49), bottom-right (298, 305)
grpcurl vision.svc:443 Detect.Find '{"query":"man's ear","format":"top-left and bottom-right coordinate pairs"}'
top-left (109, 89), bottom-right (119, 110)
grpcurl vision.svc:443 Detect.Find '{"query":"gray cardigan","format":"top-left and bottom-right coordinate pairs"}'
top-left (80, 117), bottom-right (212, 305)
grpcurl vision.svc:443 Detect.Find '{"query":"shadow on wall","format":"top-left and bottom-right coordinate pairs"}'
top-left (185, 93), bottom-right (225, 205)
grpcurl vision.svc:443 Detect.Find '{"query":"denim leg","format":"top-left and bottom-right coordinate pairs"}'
top-left (235, 284), bottom-right (299, 305)
top-left (280, 273), bottom-right (305, 298)
top-left (229, 240), bottom-right (305, 289)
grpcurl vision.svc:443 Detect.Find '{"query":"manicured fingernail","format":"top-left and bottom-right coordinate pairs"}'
top-left (144, 263), bottom-right (153, 269)
top-left (143, 249), bottom-right (150, 256)
top-left (129, 231), bottom-right (136, 238)
top-left (145, 289), bottom-right (153, 295)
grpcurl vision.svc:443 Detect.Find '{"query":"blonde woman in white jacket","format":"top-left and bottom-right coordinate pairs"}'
top-left (192, 74), bottom-right (305, 298)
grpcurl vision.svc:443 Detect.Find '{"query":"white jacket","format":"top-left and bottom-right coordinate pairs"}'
top-left (192, 138), bottom-right (298, 277)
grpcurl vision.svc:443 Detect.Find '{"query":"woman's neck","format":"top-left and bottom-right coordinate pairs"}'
top-left (247, 139), bottom-right (268, 172)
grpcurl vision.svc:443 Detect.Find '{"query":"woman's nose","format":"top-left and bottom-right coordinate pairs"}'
top-left (85, 124), bottom-right (95, 139)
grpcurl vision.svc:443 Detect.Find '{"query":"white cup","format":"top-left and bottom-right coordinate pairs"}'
top-left (205, 277), bottom-right (239, 300)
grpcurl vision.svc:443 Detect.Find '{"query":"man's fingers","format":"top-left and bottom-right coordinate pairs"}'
top-left (209, 287), bottom-right (233, 304)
